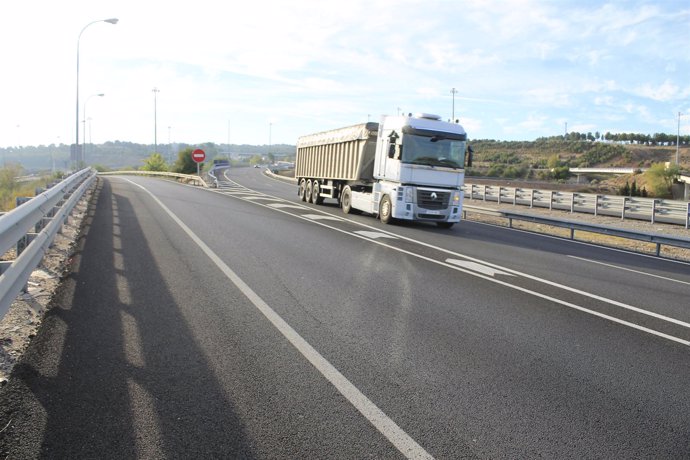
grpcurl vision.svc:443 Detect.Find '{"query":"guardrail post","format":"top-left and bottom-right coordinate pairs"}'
top-left (16, 233), bottom-right (38, 256)
top-left (549, 191), bottom-right (554, 210)
top-left (651, 200), bottom-right (657, 224)
top-left (530, 190), bottom-right (534, 208)
top-left (594, 195), bottom-right (599, 216)
top-left (621, 196), bottom-right (627, 220)
top-left (483, 185), bottom-right (487, 202)
top-left (498, 187), bottom-right (503, 204)
top-left (656, 243), bottom-right (661, 257)
top-left (686, 202), bottom-right (689, 230)
top-left (513, 188), bottom-right (517, 205)
top-left (570, 193), bottom-right (575, 213)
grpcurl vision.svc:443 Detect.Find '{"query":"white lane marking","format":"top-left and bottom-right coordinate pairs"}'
top-left (125, 179), bottom-right (433, 460)
top-left (567, 255), bottom-right (690, 286)
top-left (223, 194), bottom-right (690, 346)
top-left (242, 196), bottom-right (276, 201)
top-left (354, 231), bottom-right (399, 240)
top-left (446, 259), bottom-right (515, 277)
top-left (302, 214), bottom-right (343, 221)
top-left (267, 203), bottom-right (310, 210)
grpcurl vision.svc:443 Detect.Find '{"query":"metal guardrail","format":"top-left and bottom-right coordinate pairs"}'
top-left (0, 168), bottom-right (96, 320)
top-left (464, 183), bottom-right (690, 229)
top-left (463, 205), bottom-right (690, 258)
top-left (98, 170), bottom-right (208, 187)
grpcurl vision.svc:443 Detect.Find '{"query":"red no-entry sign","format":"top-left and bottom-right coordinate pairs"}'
top-left (192, 149), bottom-right (206, 163)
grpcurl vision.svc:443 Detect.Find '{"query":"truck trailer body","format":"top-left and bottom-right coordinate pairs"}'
top-left (295, 113), bottom-right (469, 228)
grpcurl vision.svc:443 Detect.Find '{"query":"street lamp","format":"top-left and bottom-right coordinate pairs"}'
top-left (153, 87), bottom-right (160, 153)
top-left (75, 18), bottom-right (118, 168)
top-left (83, 93), bottom-right (104, 163)
top-left (450, 87), bottom-right (458, 121)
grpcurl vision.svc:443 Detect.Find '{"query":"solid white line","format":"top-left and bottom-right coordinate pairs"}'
top-left (123, 179), bottom-right (434, 460)
top-left (567, 255), bottom-right (690, 286)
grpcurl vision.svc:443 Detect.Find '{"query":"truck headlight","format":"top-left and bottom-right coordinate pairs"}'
top-left (404, 187), bottom-right (414, 203)
top-left (452, 191), bottom-right (461, 204)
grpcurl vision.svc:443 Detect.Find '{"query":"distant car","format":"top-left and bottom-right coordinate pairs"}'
top-left (254, 164), bottom-right (260, 168)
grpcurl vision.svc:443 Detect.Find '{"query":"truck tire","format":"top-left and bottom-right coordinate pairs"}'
top-left (298, 179), bottom-right (307, 201)
top-left (436, 222), bottom-right (454, 229)
top-left (305, 180), bottom-right (313, 203)
top-left (379, 195), bottom-right (394, 224)
top-left (312, 180), bottom-right (324, 205)
top-left (341, 186), bottom-right (353, 214)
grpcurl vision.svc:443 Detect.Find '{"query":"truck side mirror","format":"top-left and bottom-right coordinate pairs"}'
top-left (466, 146), bottom-right (473, 167)
top-left (388, 144), bottom-right (402, 160)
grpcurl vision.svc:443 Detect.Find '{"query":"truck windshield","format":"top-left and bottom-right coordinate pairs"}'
top-left (402, 134), bottom-right (466, 169)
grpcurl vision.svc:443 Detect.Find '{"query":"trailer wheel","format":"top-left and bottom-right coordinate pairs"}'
top-left (379, 195), bottom-right (394, 224)
top-left (341, 186), bottom-right (353, 214)
top-left (305, 180), bottom-right (313, 203)
top-left (436, 222), bottom-right (454, 229)
top-left (312, 180), bottom-right (324, 205)
top-left (298, 179), bottom-right (307, 201)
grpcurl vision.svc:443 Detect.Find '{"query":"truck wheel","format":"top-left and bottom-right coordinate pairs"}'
top-left (298, 179), bottom-right (307, 201)
top-left (379, 195), bottom-right (394, 224)
top-left (312, 180), bottom-right (324, 205)
top-left (437, 222), bottom-right (454, 229)
top-left (305, 180), bottom-right (313, 203)
top-left (341, 186), bottom-right (353, 214)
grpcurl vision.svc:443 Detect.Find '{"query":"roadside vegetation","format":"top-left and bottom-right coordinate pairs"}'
top-left (0, 164), bottom-right (66, 212)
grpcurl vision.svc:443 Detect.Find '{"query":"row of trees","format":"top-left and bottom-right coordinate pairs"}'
top-left (138, 149), bottom-right (270, 173)
top-left (554, 132), bottom-right (689, 146)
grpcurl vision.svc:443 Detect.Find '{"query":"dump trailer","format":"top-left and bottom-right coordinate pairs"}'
top-left (295, 113), bottom-right (470, 228)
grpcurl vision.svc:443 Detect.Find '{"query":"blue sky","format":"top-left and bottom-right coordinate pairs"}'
top-left (1, 0), bottom-right (689, 149)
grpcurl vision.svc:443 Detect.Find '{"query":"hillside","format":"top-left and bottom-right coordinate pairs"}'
top-left (469, 138), bottom-right (688, 197)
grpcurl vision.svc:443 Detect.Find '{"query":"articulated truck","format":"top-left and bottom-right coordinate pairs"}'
top-left (295, 113), bottom-right (471, 228)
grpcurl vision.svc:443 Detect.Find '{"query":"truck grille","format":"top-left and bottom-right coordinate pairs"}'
top-left (417, 190), bottom-right (450, 210)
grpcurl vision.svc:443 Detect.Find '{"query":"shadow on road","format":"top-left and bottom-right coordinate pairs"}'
top-left (0, 179), bottom-right (256, 458)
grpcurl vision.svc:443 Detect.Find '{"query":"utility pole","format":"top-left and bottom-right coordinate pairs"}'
top-left (450, 87), bottom-right (458, 121)
top-left (677, 111), bottom-right (682, 165)
top-left (153, 87), bottom-right (160, 153)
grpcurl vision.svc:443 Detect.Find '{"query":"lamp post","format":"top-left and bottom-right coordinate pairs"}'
top-left (450, 87), bottom-right (458, 121)
top-left (677, 112), bottom-right (682, 165)
top-left (75, 18), bottom-right (118, 168)
top-left (83, 93), bottom-right (104, 163)
top-left (153, 87), bottom-right (160, 153)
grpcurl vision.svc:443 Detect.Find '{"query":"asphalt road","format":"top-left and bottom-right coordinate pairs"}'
top-left (1, 168), bottom-right (689, 458)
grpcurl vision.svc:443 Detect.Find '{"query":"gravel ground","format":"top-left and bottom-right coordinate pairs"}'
top-left (0, 184), bottom-right (94, 385)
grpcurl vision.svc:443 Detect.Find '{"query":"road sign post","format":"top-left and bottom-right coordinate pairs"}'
top-left (192, 148), bottom-right (206, 176)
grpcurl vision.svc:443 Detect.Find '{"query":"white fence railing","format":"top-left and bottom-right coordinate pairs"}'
top-left (0, 168), bottom-right (96, 320)
top-left (463, 183), bottom-right (690, 229)
top-left (463, 205), bottom-right (690, 258)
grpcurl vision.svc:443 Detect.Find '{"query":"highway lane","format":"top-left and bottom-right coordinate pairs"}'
top-left (0, 173), bottom-right (689, 458)
top-left (229, 167), bottom-right (690, 328)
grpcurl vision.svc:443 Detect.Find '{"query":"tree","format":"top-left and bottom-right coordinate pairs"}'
top-left (141, 153), bottom-right (168, 171)
top-left (249, 154), bottom-right (263, 165)
top-left (645, 163), bottom-right (680, 198)
top-left (172, 147), bottom-right (197, 174)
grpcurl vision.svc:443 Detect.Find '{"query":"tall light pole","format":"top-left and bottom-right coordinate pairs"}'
top-left (677, 111), bottom-right (682, 165)
top-left (75, 18), bottom-right (118, 168)
top-left (450, 87), bottom-right (458, 121)
top-left (152, 87), bottom-right (160, 153)
top-left (83, 93), bottom-right (104, 163)
top-left (268, 122), bottom-right (272, 162)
